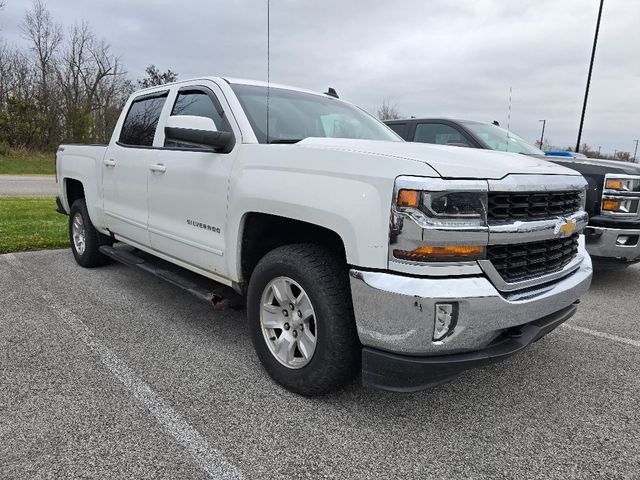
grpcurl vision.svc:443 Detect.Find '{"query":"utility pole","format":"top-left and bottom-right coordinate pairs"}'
top-left (634, 140), bottom-right (639, 162)
top-left (538, 120), bottom-right (546, 149)
top-left (576, 0), bottom-right (604, 153)
top-left (614, 149), bottom-right (618, 159)
top-left (598, 146), bottom-right (601, 156)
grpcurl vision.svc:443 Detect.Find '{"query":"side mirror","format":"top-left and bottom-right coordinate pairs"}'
top-left (164, 115), bottom-right (233, 152)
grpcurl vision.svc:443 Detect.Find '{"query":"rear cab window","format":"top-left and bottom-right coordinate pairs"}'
top-left (118, 93), bottom-right (168, 146)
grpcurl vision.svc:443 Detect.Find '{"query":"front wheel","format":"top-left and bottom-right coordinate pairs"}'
top-left (247, 244), bottom-right (360, 395)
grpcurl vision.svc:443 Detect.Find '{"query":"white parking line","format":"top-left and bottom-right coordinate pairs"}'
top-left (562, 323), bottom-right (640, 348)
top-left (3, 253), bottom-right (243, 480)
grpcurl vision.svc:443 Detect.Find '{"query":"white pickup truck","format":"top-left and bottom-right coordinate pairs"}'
top-left (56, 77), bottom-right (592, 394)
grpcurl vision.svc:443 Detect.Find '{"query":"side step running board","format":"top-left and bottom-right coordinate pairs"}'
top-left (98, 244), bottom-right (244, 309)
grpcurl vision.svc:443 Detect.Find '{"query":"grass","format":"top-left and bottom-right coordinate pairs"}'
top-left (0, 151), bottom-right (54, 175)
top-left (0, 196), bottom-right (68, 254)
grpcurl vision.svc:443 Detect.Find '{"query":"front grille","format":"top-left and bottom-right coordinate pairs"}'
top-left (488, 191), bottom-right (582, 221)
top-left (487, 234), bottom-right (579, 283)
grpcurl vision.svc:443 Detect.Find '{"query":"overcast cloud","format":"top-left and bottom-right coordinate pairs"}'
top-left (1, 0), bottom-right (638, 154)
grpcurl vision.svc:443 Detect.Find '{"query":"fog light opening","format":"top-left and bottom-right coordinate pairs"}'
top-left (616, 234), bottom-right (639, 246)
top-left (433, 302), bottom-right (458, 341)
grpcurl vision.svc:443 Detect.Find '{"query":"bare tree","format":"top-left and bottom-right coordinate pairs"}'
top-left (614, 150), bottom-right (632, 162)
top-left (564, 144), bottom-right (634, 162)
top-left (534, 138), bottom-right (555, 151)
top-left (57, 21), bottom-right (92, 141)
top-left (57, 21), bottom-right (128, 143)
top-left (93, 64), bottom-right (132, 142)
top-left (0, 2), bottom-right (5, 35)
top-left (376, 98), bottom-right (401, 121)
top-left (1, 3), bottom-right (177, 150)
top-left (0, 41), bottom-right (10, 105)
top-left (0, 50), bottom-right (40, 146)
top-left (137, 64), bottom-right (178, 88)
top-left (20, 0), bottom-right (63, 146)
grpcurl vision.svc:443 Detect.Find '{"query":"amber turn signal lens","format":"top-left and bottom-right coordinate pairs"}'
top-left (394, 245), bottom-right (485, 261)
top-left (397, 189), bottom-right (420, 208)
top-left (605, 179), bottom-right (624, 190)
top-left (603, 199), bottom-right (623, 211)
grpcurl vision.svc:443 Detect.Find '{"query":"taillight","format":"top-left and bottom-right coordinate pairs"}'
top-left (55, 146), bottom-right (64, 183)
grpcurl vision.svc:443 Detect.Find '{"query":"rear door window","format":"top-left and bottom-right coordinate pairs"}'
top-left (413, 123), bottom-right (470, 147)
top-left (118, 93), bottom-right (168, 147)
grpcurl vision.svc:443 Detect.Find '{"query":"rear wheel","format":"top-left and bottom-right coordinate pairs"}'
top-left (247, 244), bottom-right (360, 395)
top-left (69, 199), bottom-right (111, 268)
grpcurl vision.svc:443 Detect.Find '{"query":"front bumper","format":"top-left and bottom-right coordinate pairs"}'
top-left (585, 226), bottom-right (640, 263)
top-left (349, 250), bottom-right (592, 358)
top-left (362, 303), bottom-right (577, 392)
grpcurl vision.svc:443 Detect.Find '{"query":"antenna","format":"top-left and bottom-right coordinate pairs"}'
top-left (324, 87), bottom-right (339, 99)
top-left (506, 86), bottom-right (512, 151)
top-left (266, 0), bottom-right (270, 144)
top-left (576, 0), bottom-right (604, 153)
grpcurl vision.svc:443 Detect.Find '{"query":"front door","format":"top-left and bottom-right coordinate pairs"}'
top-left (147, 84), bottom-right (237, 277)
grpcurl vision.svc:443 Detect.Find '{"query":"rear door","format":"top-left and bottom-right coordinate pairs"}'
top-left (147, 82), bottom-right (238, 277)
top-left (102, 91), bottom-right (168, 246)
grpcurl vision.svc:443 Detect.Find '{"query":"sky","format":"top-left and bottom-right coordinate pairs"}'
top-left (1, 0), bottom-right (638, 155)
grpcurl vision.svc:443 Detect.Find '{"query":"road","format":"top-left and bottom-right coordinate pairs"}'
top-left (0, 175), bottom-right (57, 196)
top-left (1, 249), bottom-right (638, 479)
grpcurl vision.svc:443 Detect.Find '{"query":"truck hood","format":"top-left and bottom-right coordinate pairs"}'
top-left (297, 138), bottom-right (578, 179)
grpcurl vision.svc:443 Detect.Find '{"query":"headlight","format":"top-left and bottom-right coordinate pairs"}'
top-left (602, 175), bottom-right (640, 216)
top-left (604, 177), bottom-right (640, 192)
top-left (392, 181), bottom-right (488, 262)
top-left (424, 192), bottom-right (486, 218)
top-left (396, 189), bottom-right (487, 227)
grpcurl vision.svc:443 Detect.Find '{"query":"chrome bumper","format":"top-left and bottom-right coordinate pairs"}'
top-left (586, 226), bottom-right (640, 262)
top-left (349, 252), bottom-right (592, 356)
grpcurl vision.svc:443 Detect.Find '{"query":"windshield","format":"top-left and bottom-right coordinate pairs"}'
top-left (230, 83), bottom-right (400, 144)
top-left (462, 122), bottom-right (544, 155)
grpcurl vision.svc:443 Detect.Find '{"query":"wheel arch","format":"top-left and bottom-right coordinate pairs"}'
top-left (64, 177), bottom-right (85, 210)
top-left (237, 212), bottom-right (348, 288)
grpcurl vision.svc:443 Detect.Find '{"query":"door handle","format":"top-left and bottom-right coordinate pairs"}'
top-left (103, 158), bottom-right (116, 167)
top-left (149, 163), bottom-right (167, 173)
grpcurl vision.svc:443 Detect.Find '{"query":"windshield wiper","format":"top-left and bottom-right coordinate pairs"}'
top-left (269, 139), bottom-right (303, 144)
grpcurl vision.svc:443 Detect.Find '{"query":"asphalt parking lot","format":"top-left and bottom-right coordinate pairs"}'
top-left (1, 249), bottom-right (639, 479)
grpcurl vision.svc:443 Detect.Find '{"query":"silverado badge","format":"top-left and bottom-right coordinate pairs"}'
top-left (555, 218), bottom-right (577, 237)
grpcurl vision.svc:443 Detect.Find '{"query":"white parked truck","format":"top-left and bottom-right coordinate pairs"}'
top-left (56, 77), bottom-right (592, 394)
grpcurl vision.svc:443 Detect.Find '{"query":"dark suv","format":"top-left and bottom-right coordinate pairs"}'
top-left (386, 118), bottom-right (640, 268)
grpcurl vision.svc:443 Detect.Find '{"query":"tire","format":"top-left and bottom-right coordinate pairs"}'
top-left (247, 244), bottom-right (360, 395)
top-left (69, 199), bottom-right (111, 268)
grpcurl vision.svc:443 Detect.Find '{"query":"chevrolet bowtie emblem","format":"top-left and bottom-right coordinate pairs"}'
top-left (555, 218), bottom-right (577, 237)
